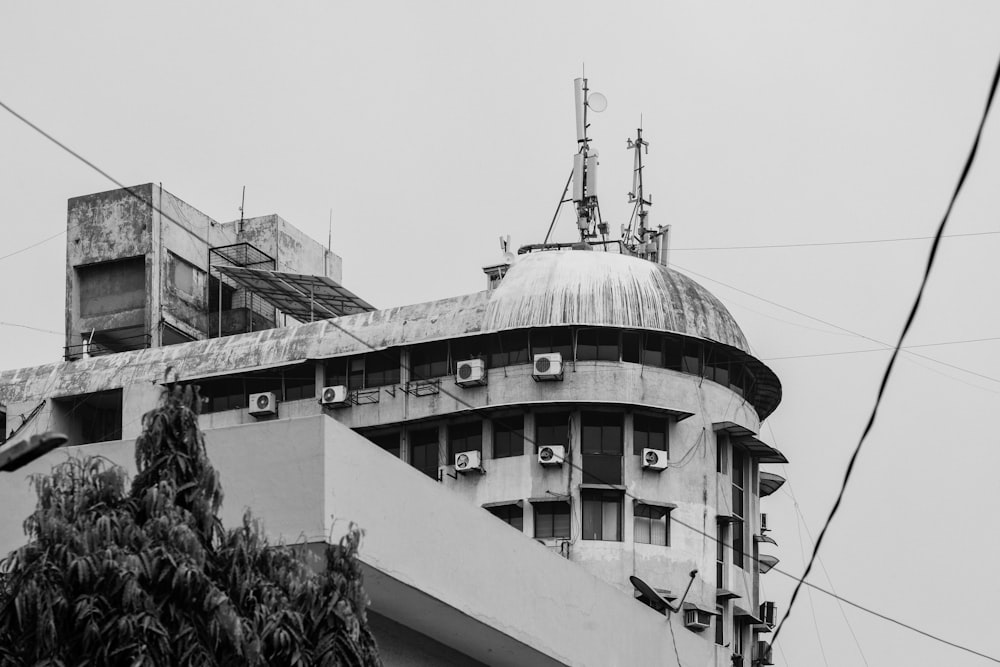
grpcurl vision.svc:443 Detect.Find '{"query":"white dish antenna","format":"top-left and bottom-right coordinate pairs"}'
top-left (587, 92), bottom-right (608, 112)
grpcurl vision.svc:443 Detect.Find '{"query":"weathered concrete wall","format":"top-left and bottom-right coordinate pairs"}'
top-left (227, 215), bottom-right (343, 283)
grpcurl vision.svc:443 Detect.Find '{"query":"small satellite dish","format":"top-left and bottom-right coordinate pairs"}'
top-left (587, 92), bottom-right (608, 113)
top-left (503, 251), bottom-right (516, 264)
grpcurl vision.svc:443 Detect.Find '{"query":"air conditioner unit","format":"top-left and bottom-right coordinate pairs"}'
top-left (641, 448), bottom-right (668, 471)
top-left (532, 352), bottom-right (564, 381)
top-left (455, 359), bottom-right (487, 387)
top-left (755, 640), bottom-right (774, 665)
top-left (320, 385), bottom-right (350, 408)
top-left (759, 601), bottom-right (776, 628)
top-left (248, 392), bottom-right (277, 417)
top-left (454, 450), bottom-right (483, 473)
top-left (683, 608), bottom-right (712, 631)
top-left (537, 445), bottom-right (566, 466)
top-left (760, 512), bottom-right (769, 532)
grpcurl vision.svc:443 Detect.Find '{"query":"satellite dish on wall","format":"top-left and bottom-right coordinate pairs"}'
top-left (587, 92), bottom-right (608, 112)
top-left (503, 251), bottom-right (516, 264)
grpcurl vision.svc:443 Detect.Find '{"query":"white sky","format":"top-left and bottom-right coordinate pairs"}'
top-left (2, 3), bottom-right (999, 665)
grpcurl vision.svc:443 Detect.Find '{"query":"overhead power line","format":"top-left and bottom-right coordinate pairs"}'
top-left (769, 48), bottom-right (1000, 649)
top-left (3, 95), bottom-right (999, 665)
top-left (671, 229), bottom-right (999, 251)
top-left (763, 335), bottom-right (1000, 361)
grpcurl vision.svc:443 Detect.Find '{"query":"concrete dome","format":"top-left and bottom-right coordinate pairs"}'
top-left (483, 250), bottom-right (750, 353)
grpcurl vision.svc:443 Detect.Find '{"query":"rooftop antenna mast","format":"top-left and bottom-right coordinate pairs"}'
top-left (571, 74), bottom-right (608, 243)
top-left (623, 122), bottom-right (669, 265)
top-left (238, 186), bottom-right (246, 233)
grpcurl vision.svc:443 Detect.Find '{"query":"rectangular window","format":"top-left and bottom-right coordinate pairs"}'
top-left (582, 490), bottom-right (622, 541)
top-left (486, 504), bottom-right (523, 531)
top-left (642, 332), bottom-right (664, 367)
top-left (621, 331), bottom-right (642, 363)
top-left (634, 503), bottom-right (670, 546)
top-left (364, 349), bottom-right (401, 388)
top-left (410, 341), bottom-right (449, 380)
top-left (732, 447), bottom-right (746, 570)
top-left (324, 357), bottom-right (349, 389)
top-left (530, 327), bottom-right (572, 360)
top-left (534, 502), bottom-right (570, 539)
top-left (77, 256), bottom-right (145, 319)
top-left (577, 329), bottom-right (620, 361)
top-left (715, 612), bottom-right (724, 646)
top-left (489, 330), bottom-right (529, 368)
top-left (682, 340), bottom-right (702, 375)
top-left (448, 421), bottom-right (482, 460)
top-left (492, 414), bottom-right (524, 458)
top-left (169, 252), bottom-right (205, 299)
top-left (716, 433), bottom-right (727, 473)
top-left (633, 413), bottom-right (669, 456)
top-left (409, 427), bottom-right (439, 479)
top-left (663, 336), bottom-right (684, 371)
top-left (716, 524), bottom-right (726, 588)
top-left (53, 389), bottom-right (123, 445)
top-left (581, 411), bottom-right (623, 484)
top-left (283, 363), bottom-right (316, 401)
top-left (535, 411), bottom-right (570, 452)
top-left (366, 431), bottom-right (400, 457)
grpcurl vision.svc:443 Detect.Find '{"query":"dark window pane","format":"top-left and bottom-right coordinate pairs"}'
top-left (534, 502), bottom-right (570, 539)
top-left (664, 336), bottom-right (683, 371)
top-left (682, 340), bottom-right (702, 375)
top-left (642, 333), bottom-right (664, 367)
top-left (490, 330), bottom-right (529, 368)
top-left (531, 327), bottom-right (572, 360)
top-left (411, 342), bottom-right (448, 380)
top-left (365, 349), bottom-right (400, 388)
top-left (487, 504), bottom-right (523, 531)
top-left (622, 331), bottom-right (641, 363)
top-left (324, 358), bottom-right (348, 388)
top-left (577, 329), bottom-right (618, 361)
top-left (581, 490), bottom-right (622, 541)
top-left (493, 414), bottom-right (524, 458)
top-left (409, 427), bottom-right (439, 478)
top-left (448, 421), bottom-right (482, 459)
top-left (450, 335), bottom-right (489, 372)
top-left (535, 411), bottom-right (570, 451)
top-left (283, 363), bottom-right (316, 401)
top-left (633, 413), bottom-right (668, 455)
top-left (581, 412), bottom-right (622, 455)
top-left (367, 431), bottom-right (400, 457)
top-left (582, 454), bottom-right (622, 484)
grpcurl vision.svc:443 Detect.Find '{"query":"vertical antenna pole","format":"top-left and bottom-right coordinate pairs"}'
top-left (328, 209), bottom-right (332, 251)
top-left (239, 186), bottom-right (246, 233)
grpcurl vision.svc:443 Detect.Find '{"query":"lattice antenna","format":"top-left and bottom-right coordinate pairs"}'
top-left (571, 77), bottom-right (609, 242)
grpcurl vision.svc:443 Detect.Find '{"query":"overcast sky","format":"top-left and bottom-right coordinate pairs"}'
top-left (2, 3), bottom-right (999, 665)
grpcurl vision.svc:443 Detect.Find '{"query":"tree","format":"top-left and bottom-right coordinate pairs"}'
top-left (0, 384), bottom-right (381, 666)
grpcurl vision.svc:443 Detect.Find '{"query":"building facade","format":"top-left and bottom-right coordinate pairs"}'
top-left (0, 186), bottom-right (787, 667)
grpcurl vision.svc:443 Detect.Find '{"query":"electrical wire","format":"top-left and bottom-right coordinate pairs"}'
top-left (670, 229), bottom-right (1000, 251)
top-left (672, 263), bottom-right (1000, 386)
top-left (4, 92), bottom-right (999, 666)
top-left (762, 335), bottom-right (1000, 361)
top-left (0, 231), bottom-right (65, 262)
top-left (769, 46), bottom-right (1000, 650)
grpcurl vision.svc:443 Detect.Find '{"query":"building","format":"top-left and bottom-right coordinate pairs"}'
top-left (0, 184), bottom-right (787, 667)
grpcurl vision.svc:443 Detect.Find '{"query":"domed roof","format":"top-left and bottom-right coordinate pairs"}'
top-left (483, 250), bottom-right (750, 353)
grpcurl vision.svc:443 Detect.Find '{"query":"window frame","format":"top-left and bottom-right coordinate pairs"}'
top-left (492, 413), bottom-right (525, 459)
top-left (581, 489), bottom-right (623, 542)
top-left (486, 503), bottom-right (524, 532)
top-left (533, 501), bottom-right (571, 539)
top-left (633, 502), bottom-right (670, 546)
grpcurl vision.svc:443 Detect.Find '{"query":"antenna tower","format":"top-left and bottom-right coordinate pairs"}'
top-left (571, 77), bottom-right (608, 242)
top-left (623, 126), bottom-right (668, 264)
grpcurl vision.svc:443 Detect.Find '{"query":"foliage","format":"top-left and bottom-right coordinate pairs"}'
top-left (0, 385), bottom-right (381, 666)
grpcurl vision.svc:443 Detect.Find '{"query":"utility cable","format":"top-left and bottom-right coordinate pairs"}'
top-left (769, 47), bottom-right (1000, 650)
top-left (0, 230), bottom-right (64, 262)
top-left (670, 229), bottom-right (999, 251)
top-left (4, 90), bottom-right (999, 665)
top-left (672, 263), bottom-right (1000, 386)
top-left (763, 335), bottom-right (1000, 361)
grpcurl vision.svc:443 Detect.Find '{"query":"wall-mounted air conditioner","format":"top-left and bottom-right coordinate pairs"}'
top-left (249, 392), bottom-right (277, 417)
top-left (760, 512), bottom-right (769, 532)
top-left (455, 450), bottom-right (483, 473)
top-left (641, 448), bottom-right (668, 471)
top-left (683, 608), bottom-right (712, 631)
top-left (537, 445), bottom-right (566, 466)
top-left (320, 385), bottom-right (350, 408)
top-left (532, 352), bottom-right (564, 381)
top-left (455, 359), bottom-right (487, 387)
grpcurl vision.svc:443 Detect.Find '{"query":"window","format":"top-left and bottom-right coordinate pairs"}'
top-left (530, 327), bottom-right (572, 359)
top-left (199, 375), bottom-right (246, 412)
top-left (325, 351), bottom-right (400, 390)
top-left (705, 348), bottom-right (731, 387)
top-left (448, 421), bottom-right (482, 460)
top-left (486, 503), bottom-right (523, 531)
top-left (489, 330), bottom-right (529, 368)
top-left (621, 331), bottom-right (641, 363)
top-left (200, 363), bottom-right (316, 413)
top-left (169, 252), bottom-right (205, 299)
top-left (681, 340), bottom-right (702, 375)
top-left (409, 427), bottom-right (439, 478)
top-left (716, 433), bottom-right (727, 473)
top-left (0, 408), bottom-right (5, 443)
top-left (582, 490), bottom-right (622, 541)
top-left (283, 363), bottom-right (316, 401)
top-left (208, 275), bottom-right (236, 312)
top-left (732, 447), bottom-right (747, 570)
top-left (535, 411), bottom-right (570, 452)
top-left (733, 620), bottom-right (745, 663)
top-left (577, 329), bottom-right (619, 361)
top-left (634, 503), bottom-right (670, 546)
top-left (53, 390), bottom-right (123, 445)
top-left (633, 413), bottom-right (668, 456)
top-left (534, 502), bottom-right (570, 539)
top-left (716, 524), bottom-right (726, 588)
top-left (581, 411), bottom-right (623, 484)
top-left (410, 342), bottom-right (448, 380)
top-left (492, 414), bottom-right (524, 458)
top-left (366, 431), bottom-right (400, 457)
top-left (715, 611), bottom-right (724, 646)
top-left (642, 332), bottom-right (664, 367)
top-left (77, 257), bottom-right (145, 319)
